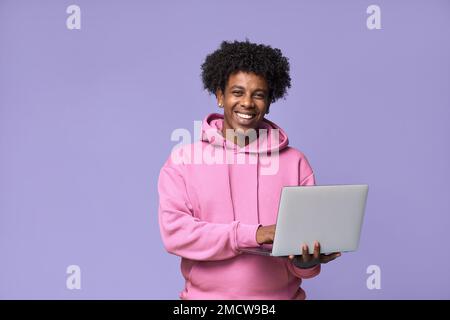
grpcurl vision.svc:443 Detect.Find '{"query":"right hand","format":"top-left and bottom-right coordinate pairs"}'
top-left (256, 224), bottom-right (276, 244)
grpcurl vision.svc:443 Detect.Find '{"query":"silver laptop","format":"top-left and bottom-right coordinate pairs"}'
top-left (239, 184), bottom-right (369, 256)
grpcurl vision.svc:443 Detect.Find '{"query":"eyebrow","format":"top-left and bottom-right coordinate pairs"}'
top-left (229, 85), bottom-right (267, 93)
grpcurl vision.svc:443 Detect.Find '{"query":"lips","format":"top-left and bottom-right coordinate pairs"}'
top-left (235, 111), bottom-right (256, 120)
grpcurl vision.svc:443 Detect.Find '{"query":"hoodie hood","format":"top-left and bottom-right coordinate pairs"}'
top-left (198, 112), bottom-right (290, 225)
top-left (200, 113), bottom-right (289, 154)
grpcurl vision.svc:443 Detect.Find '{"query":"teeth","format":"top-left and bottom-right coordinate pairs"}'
top-left (236, 112), bottom-right (255, 119)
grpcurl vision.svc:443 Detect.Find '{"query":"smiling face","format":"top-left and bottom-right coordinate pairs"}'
top-left (216, 71), bottom-right (270, 144)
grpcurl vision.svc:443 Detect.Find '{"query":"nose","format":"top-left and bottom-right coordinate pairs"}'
top-left (240, 93), bottom-right (254, 109)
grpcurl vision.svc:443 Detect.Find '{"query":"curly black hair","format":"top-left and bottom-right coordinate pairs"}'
top-left (201, 40), bottom-right (291, 103)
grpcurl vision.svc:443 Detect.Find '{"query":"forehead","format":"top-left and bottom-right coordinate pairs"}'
top-left (227, 71), bottom-right (268, 90)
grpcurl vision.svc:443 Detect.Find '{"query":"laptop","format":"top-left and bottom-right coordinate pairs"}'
top-left (239, 184), bottom-right (369, 256)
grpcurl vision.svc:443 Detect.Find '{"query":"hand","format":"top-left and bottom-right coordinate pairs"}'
top-left (288, 241), bottom-right (341, 269)
top-left (256, 224), bottom-right (276, 245)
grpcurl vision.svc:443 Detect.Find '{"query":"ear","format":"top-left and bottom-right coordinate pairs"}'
top-left (265, 103), bottom-right (271, 115)
top-left (215, 88), bottom-right (224, 106)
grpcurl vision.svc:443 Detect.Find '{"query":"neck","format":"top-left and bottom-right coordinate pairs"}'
top-left (221, 125), bottom-right (259, 147)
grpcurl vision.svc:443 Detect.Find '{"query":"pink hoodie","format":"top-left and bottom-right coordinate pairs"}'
top-left (158, 113), bottom-right (320, 300)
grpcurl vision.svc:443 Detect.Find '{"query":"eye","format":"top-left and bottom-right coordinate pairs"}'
top-left (232, 91), bottom-right (243, 96)
top-left (254, 93), bottom-right (266, 99)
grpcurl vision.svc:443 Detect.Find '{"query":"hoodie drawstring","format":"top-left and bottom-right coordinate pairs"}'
top-left (227, 162), bottom-right (236, 221)
top-left (223, 140), bottom-right (260, 225)
top-left (256, 153), bottom-right (260, 225)
top-left (224, 140), bottom-right (236, 221)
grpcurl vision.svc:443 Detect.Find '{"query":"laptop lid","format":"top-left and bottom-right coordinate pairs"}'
top-left (271, 184), bottom-right (369, 256)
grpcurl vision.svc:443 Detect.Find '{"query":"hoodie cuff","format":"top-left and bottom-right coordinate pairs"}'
top-left (291, 263), bottom-right (321, 279)
top-left (235, 223), bottom-right (262, 249)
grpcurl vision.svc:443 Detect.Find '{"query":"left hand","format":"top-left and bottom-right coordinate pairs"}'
top-left (288, 241), bottom-right (341, 269)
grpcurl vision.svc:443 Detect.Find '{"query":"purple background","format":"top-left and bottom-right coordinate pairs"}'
top-left (1, 0), bottom-right (449, 299)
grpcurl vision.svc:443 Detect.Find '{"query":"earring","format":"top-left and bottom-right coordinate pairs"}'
top-left (218, 103), bottom-right (223, 108)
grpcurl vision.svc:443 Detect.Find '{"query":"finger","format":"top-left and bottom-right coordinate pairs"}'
top-left (331, 252), bottom-right (342, 259)
top-left (313, 241), bottom-right (320, 260)
top-left (321, 252), bottom-right (341, 263)
top-left (301, 244), bottom-right (310, 262)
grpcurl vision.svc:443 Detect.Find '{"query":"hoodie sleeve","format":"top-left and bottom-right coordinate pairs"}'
top-left (299, 153), bottom-right (315, 186)
top-left (158, 158), bottom-right (261, 262)
top-left (285, 152), bottom-right (321, 279)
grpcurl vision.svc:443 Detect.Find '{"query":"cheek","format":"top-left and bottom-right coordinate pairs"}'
top-left (226, 98), bottom-right (239, 106)
top-left (258, 104), bottom-right (268, 114)
top-left (225, 107), bottom-right (235, 119)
